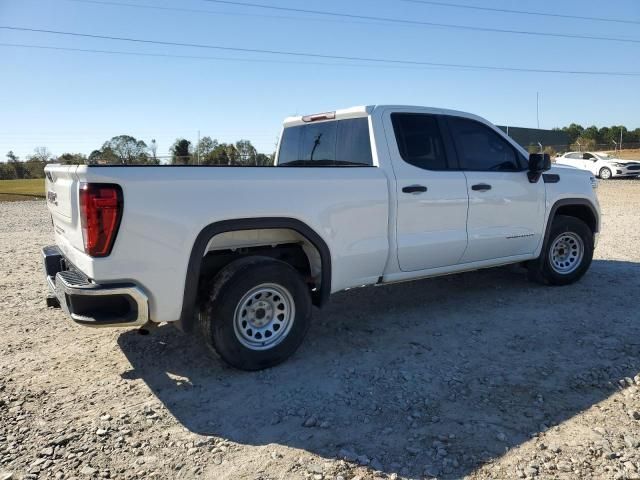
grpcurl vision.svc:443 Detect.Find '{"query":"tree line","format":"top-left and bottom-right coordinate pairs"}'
top-left (0, 135), bottom-right (274, 180)
top-left (2, 123), bottom-right (640, 180)
top-left (556, 124), bottom-right (640, 151)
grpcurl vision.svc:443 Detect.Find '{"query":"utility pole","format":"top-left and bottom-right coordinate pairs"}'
top-left (620, 128), bottom-right (623, 152)
top-left (536, 92), bottom-right (540, 129)
top-left (197, 130), bottom-right (200, 165)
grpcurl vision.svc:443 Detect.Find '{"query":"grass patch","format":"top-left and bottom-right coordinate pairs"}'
top-left (604, 149), bottom-right (640, 160)
top-left (0, 179), bottom-right (46, 201)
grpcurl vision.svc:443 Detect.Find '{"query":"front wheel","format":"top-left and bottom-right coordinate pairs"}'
top-left (528, 215), bottom-right (594, 286)
top-left (199, 256), bottom-right (312, 371)
top-left (599, 167), bottom-right (612, 180)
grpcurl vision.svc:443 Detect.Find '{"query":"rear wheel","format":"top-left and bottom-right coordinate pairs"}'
top-left (528, 215), bottom-right (593, 286)
top-left (599, 167), bottom-right (612, 180)
top-left (199, 256), bottom-right (312, 370)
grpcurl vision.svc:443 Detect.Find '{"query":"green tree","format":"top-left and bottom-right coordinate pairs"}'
top-left (171, 138), bottom-right (192, 165)
top-left (235, 139), bottom-right (257, 165)
top-left (58, 153), bottom-right (88, 165)
top-left (101, 135), bottom-right (150, 164)
top-left (255, 153), bottom-right (274, 166)
top-left (5, 151), bottom-right (26, 179)
top-left (560, 123), bottom-right (584, 145)
top-left (196, 136), bottom-right (218, 161)
top-left (581, 126), bottom-right (601, 144)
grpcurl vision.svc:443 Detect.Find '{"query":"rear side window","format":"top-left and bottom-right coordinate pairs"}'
top-left (278, 118), bottom-right (373, 166)
top-left (391, 113), bottom-right (448, 170)
top-left (448, 117), bottom-right (522, 171)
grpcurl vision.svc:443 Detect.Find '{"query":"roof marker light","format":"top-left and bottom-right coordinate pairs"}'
top-left (302, 111), bottom-right (336, 123)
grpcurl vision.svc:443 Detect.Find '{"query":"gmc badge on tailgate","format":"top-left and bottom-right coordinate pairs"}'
top-left (47, 191), bottom-right (58, 206)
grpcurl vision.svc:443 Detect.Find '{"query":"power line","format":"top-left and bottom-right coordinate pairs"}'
top-left (1, 37), bottom-right (639, 77)
top-left (402, 0), bottom-right (640, 26)
top-left (194, 0), bottom-right (640, 44)
top-left (65, 0), bottom-right (363, 26)
top-left (0, 41), bottom-right (511, 73)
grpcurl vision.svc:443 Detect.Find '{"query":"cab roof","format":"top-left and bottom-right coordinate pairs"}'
top-left (282, 105), bottom-right (485, 127)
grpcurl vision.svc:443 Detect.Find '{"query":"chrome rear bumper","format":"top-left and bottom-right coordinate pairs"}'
top-left (42, 245), bottom-right (149, 328)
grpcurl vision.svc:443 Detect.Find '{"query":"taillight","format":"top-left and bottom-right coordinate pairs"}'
top-left (79, 183), bottom-right (123, 257)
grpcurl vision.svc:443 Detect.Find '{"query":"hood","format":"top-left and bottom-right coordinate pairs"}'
top-left (605, 158), bottom-right (640, 165)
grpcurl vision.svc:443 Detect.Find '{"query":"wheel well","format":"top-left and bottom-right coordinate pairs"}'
top-left (198, 242), bottom-right (313, 300)
top-left (179, 219), bottom-right (331, 334)
top-left (555, 204), bottom-right (597, 234)
top-left (192, 227), bottom-right (326, 328)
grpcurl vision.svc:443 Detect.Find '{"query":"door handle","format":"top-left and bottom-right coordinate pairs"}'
top-left (402, 185), bottom-right (427, 194)
top-left (471, 183), bottom-right (492, 192)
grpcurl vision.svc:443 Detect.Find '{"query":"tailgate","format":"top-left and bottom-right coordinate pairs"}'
top-left (45, 164), bottom-right (85, 253)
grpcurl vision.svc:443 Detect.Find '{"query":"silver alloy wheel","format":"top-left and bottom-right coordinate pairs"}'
top-left (549, 232), bottom-right (584, 275)
top-left (600, 167), bottom-right (612, 179)
top-left (233, 283), bottom-right (295, 351)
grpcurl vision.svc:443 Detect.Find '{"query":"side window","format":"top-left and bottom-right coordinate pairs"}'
top-left (583, 153), bottom-right (595, 160)
top-left (278, 118), bottom-right (372, 166)
top-left (391, 113), bottom-right (448, 170)
top-left (566, 153), bottom-right (582, 160)
top-left (278, 126), bottom-right (302, 164)
top-left (448, 117), bottom-right (521, 172)
top-left (336, 118), bottom-right (373, 165)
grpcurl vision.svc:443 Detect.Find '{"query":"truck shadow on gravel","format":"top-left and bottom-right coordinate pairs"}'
top-left (118, 259), bottom-right (640, 479)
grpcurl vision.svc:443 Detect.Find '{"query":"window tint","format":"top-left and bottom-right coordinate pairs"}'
top-left (391, 113), bottom-right (448, 170)
top-left (278, 118), bottom-right (372, 166)
top-left (583, 153), bottom-right (595, 160)
top-left (300, 121), bottom-right (337, 163)
top-left (336, 118), bottom-right (373, 165)
top-left (449, 117), bottom-right (521, 171)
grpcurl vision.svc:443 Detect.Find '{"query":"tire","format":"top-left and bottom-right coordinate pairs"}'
top-left (599, 167), bottom-right (612, 180)
top-left (528, 215), bottom-right (593, 286)
top-left (198, 256), bottom-right (312, 371)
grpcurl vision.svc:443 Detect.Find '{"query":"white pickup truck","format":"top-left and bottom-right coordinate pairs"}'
top-left (43, 105), bottom-right (600, 370)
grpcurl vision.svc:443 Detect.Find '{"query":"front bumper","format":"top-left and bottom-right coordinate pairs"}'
top-left (613, 167), bottom-right (640, 177)
top-left (42, 245), bottom-right (149, 328)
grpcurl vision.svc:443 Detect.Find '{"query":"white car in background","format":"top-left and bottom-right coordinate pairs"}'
top-left (556, 151), bottom-right (640, 179)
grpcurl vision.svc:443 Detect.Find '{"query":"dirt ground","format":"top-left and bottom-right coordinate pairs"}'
top-left (1, 179), bottom-right (639, 480)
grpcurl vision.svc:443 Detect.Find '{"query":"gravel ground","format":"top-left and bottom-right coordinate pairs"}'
top-left (1, 179), bottom-right (639, 480)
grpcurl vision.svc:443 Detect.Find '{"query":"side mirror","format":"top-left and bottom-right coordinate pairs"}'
top-left (527, 153), bottom-right (551, 182)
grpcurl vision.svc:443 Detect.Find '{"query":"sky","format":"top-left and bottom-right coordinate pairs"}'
top-left (1, 0), bottom-right (639, 160)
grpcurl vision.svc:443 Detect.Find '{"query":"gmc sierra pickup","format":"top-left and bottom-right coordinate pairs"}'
top-left (43, 105), bottom-right (600, 370)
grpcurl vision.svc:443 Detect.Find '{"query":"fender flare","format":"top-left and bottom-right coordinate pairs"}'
top-left (178, 217), bottom-right (332, 333)
top-left (542, 198), bottom-right (599, 249)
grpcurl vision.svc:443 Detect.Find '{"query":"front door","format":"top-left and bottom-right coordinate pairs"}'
top-left (384, 110), bottom-right (469, 271)
top-left (445, 115), bottom-right (546, 263)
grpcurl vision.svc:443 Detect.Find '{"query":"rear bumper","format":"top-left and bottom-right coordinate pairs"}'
top-left (42, 245), bottom-right (149, 328)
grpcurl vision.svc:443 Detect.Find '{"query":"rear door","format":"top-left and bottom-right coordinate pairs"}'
top-left (564, 152), bottom-right (588, 171)
top-left (445, 115), bottom-right (545, 263)
top-left (384, 110), bottom-right (469, 271)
